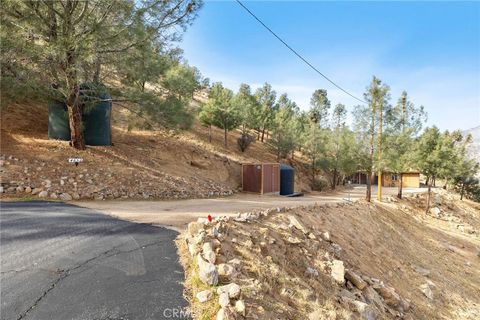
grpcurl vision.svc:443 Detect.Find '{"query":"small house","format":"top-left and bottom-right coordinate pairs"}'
top-left (383, 172), bottom-right (420, 188)
top-left (349, 171), bottom-right (420, 188)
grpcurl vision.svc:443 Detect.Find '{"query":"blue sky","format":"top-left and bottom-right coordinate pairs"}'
top-left (181, 0), bottom-right (480, 131)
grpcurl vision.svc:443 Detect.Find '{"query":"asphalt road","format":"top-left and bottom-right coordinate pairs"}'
top-left (0, 201), bottom-right (190, 320)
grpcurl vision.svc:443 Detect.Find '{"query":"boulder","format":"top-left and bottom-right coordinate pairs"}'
top-left (228, 258), bottom-right (242, 269)
top-left (430, 207), bottom-right (441, 216)
top-left (203, 250), bottom-right (216, 264)
top-left (197, 255), bottom-right (218, 286)
top-left (38, 191), bottom-right (48, 198)
top-left (287, 236), bottom-right (302, 244)
top-left (288, 215), bottom-right (308, 234)
top-left (216, 308), bottom-right (226, 320)
top-left (419, 283), bottom-right (434, 300)
top-left (218, 263), bottom-right (235, 277)
top-left (219, 292), bottom-right (230, 308)
top-left (32, 188), bottom-right (43, 195)
top-left (345, 269), bottom-right (367, 290)
top-left (362, 286), bottom-right (384, 311)
top-left (228, 283), bottom-right (241, 299)
top-left (59, 193), bottom-right (73, 201)
top-left (331, 260), bottom-right (345, 284)
top-left (196, 290), bottom-right (213, 303)
top-left (338, 289), bottom-right (357, 300)
top-left (188, 243), bottom-right (200, 257)
top-left (217, 283), bottom-right (240, 299)
top-left (191, 232), bottom-right (205, 245)
top-left (25, 187), bottom-right (32, 193)
top-left (340, 296), bottom-right (378, 320)
top-left (375, 286), bottom-right (401, 308)
top-left (216, 307), bottom-right (235, 320)
top-left (234, 300), bottom-right (246, 316)
top-left (322, 231), bottom-right (331, 241)
top-left (203, 242), bottom-right (214, 253)
top-left (16, 186), bottom-right (24, 193)
top-left (187, 221), bottom-right (204, 237)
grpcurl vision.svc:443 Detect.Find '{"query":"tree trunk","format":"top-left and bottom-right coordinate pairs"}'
top-left (65, 45), bottom-right (85, 150)
top-left (311, 157), bottom-right (316, 185)
top-left (460, 182), bottom-right (465, 200)
top-left (224, 127), bottom-right (228, 148)
top-left (208, 125), bottom-right (212, 143)
top-left (93, 56), bottom-right (101, 84)
top-left (331, 169), bottom-right (337, 190)
top-left (63, 3), bottom-right (85, 151)
top-left (261, 127), bottom-right (265, 142)
top-left (397, 173), bottom-right (403, 199)
top-left (425, 182), bottom-right (432, 214)
top-left (366, 172), bottom-right (372, 202)
top-left (67, 98), bottom-right (86, 150)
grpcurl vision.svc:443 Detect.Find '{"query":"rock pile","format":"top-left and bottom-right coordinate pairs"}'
top-left (185, 218), bottom-right (246, 320)
top-left (180, 202), bottom-right (415, 320)
top-left (425, 197), bottom-right (477, 235)
top-left (0, 154), bottom-right (236, 201)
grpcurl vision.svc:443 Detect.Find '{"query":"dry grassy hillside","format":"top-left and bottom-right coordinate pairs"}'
top-left (179, 190), bottom-right (480, 320)
top-left (0, 101), bottom-right (311, 200)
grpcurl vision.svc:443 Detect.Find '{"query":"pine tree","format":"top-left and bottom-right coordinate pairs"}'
top-left (254, 83), bottom-right (277, 142)
top-left (383, 91), bottom-right (427, 198)
top-left (199, 83), bottom-right (239, 148)
top-left (301, 90), bottom-right (330, 187)
top-left (353, 76), bottom-right (390, 202)
top-left (269, 94), bottom-right (298, 160)
top-left (2, 0), bottom-right (202, 149)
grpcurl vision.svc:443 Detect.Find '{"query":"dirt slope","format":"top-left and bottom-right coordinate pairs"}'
top-left (0, 102), bottom-right (310, 200)
top-left (178, 190), bottom-right (480, 319)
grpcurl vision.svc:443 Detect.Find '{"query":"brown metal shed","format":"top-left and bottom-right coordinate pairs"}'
top-left (242, 163), bottom-right (280, 194)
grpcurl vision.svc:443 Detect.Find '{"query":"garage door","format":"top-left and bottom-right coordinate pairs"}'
top-left (402, 173), bottom-right (419, 188)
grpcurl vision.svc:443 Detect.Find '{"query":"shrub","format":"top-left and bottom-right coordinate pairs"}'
top-left (237, 132), bottom-right (255, 152)
top-left (311, 177), bottom-right (329, 191)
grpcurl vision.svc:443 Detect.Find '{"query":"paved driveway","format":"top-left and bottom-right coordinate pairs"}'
top-left (0, 201), bottom-right (190, 320)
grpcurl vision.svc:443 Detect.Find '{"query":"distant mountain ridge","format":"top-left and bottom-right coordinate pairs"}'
top-left (462, 126), bottom-right (480, 164)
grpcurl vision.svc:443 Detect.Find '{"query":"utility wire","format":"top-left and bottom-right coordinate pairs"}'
top-left (235, 0), bottom-right (367, 104)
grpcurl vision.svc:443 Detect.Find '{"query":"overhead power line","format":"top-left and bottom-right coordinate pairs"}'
top-left (235, 0), bottom-right (367, 104)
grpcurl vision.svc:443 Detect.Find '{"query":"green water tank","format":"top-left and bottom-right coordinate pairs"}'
top-left (83, 87), bottom-right (112, 146)
top-left (48, 100), bottom-right (70, 141)
top-left (47, 85), bottom-right (112, 146)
